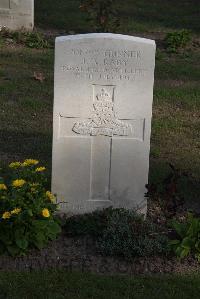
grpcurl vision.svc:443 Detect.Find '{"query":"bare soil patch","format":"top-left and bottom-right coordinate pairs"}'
top-left (0, 232), bottom-right (198, 275)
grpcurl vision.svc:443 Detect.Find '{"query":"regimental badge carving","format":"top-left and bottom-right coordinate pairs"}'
top-left (73, 86), bottom-right (132, 137)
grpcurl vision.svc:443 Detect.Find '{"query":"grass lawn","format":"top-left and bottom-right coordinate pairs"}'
top-left (0, 45), bottom-right (199, 202)
top-left (35, 0), bottom-right (199, 33)
top-left (0, 1), bottom-right (199, 201)
top-left (0, 0), bottom-right (200, 293)
top-left (0, 271), bottom-right (199, 299)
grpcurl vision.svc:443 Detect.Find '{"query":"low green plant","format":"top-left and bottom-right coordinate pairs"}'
top-left (170, 213), bottom-right (200, 261)
top-left (22, 31), bottom-right (50, 48)
top-left (98, 209), bottom-right (169, 258)
top-left (79, 0), bottom-right (120, 32)
top-left (164, 29), bottom-right (191, 53)
top-left (0, 159), bottom-right (61, 256)
top-left (65, 208), bottom-right (169, 258)
top-left (0, 28), bottom-right (51, 48)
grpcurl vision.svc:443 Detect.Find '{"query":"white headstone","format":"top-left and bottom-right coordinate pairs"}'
top-left (52, 33), bottom-right (156, 215)
top-left (0, 0), bottom-right (34, 30)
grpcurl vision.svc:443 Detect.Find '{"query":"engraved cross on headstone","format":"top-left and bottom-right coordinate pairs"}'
top-left (60, 84), bottom-right (136, 202)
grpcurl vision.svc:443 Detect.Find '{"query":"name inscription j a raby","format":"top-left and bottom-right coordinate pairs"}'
top-left (61, 48), bottom-right (147, 81)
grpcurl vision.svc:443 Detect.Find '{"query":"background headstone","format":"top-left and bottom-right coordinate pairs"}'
top-left (0, 0), bottom-right (34, 30)
top-left (52, 33), bottom-right (156, 215)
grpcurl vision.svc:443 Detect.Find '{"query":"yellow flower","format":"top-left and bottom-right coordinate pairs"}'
top-left (46, 191), bottom-right (56, 203)
top-left (22, 159), bottom-right (39, 167)
top-left (11, 208), bottom-right (21, 215)
top-left (12, 179), bottom-right (26, 188)
top-left (0, 184), bottom-right (7, 190)
top-left (35, 167), bottom-right (46, 172)
top-left (2, 211), bottom-right (11, 219)
top-left (9, 162), bottom-right (21, 168)
top-left (42, 208), bottom-right (50, 218)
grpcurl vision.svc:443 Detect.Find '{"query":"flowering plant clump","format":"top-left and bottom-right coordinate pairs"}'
top-left (0, 159), bottom-right (61, 256)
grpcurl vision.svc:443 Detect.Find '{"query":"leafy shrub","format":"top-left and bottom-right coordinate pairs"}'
top-left (79, 0), bottom-right (120, 32)
top-left (0, 159), bottom-right (61, 256)
top-left (170, 213), bottom-right (200, 261)
top-left (98, 209), bottom-right (169, 258)
top-left (65, 208), bottom-right (169, 258)
top-left (0, 28), bottom-right (52, 48)
top-left (164, 30), bottom-right (191, 53)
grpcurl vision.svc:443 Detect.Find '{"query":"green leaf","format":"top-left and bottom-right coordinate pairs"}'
top-left (195, 253), bottom-right (200, 263)
top-left (14, 227), bottom-right (28, 250)
top-left (169, 239), bottom-right (180, 245)
top-left (181, 237), bottom-right (195, 249)
top-left (32, 232), bottom-right (47, 249)
top-left (170, 220), bottom-right (187, 238)
top-left (27, 209), bottom-right (33, 217)
top-left (32, 220), bottom-right (48, 230)
top-left (47, 221), bottom-right (61, 235)
top-left (195, 240), bottom-right (200, 252)
top-left (180, 247), bottom-right (190, 258)
top-left (175, 246), bottom-right (183, 257)
top-left (16, 238), bottom-right (28, 250)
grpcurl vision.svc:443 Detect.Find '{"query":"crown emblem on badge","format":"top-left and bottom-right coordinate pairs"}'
top-left (96, 89), bottom-right (112, 102)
